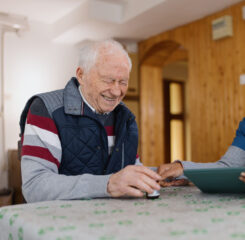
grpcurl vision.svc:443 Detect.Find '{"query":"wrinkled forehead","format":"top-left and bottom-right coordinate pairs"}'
top-left (95, 49), bottom-right (130, 75)
top-left (97, 46), bottom-right (130, 68)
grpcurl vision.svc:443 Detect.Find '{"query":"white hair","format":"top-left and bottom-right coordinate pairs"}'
top-left (78, 39), bottom-right (132, 74)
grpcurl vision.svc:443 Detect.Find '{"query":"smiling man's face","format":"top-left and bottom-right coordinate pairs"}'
top-left (78, 48), bottom-right (130, 113)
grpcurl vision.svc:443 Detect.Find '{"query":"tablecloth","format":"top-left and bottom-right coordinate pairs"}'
top-left (0, 186), bottom-right (245, 240)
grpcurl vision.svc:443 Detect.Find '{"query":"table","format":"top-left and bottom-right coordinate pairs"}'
top-left (0, 186), bottom-right (245, 240)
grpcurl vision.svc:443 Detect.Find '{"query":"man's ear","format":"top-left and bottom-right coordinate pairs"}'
top-left (76, 67), bottom-right (84, 85)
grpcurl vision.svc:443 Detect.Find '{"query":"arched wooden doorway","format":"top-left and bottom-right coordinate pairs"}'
top-left (139, 40), bottom-right (188, 166)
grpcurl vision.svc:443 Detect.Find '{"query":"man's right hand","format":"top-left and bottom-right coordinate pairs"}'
top-left (107, 165), bottom-right (162, 197)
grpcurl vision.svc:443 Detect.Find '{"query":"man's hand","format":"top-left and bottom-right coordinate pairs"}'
top-left (239, 172), bottom-right (245, 183)
top-left (157, 162), bottom-right (188, 187)
top-left (107, 165), bottom-right (162, 197)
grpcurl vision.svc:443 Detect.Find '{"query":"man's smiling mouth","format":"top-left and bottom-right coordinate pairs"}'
top-left (102, 95), bottom-right (117, 102)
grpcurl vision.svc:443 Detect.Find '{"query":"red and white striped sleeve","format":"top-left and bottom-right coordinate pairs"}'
top-left (21, 98), bottom-right (61, 169)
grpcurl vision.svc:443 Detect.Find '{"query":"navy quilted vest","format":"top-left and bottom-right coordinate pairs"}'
top-left (52, 105), bottom-right (138, 175)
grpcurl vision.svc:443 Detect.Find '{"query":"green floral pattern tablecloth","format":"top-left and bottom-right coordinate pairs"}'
top-left (0, 186), bottom-right (245, 240)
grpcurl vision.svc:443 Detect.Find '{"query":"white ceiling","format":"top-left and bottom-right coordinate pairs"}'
top-left (0, 0), bottom-right (86, 24)
top-left (0, 0), bottom-right (243, 45)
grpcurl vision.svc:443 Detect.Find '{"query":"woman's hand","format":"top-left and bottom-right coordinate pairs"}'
top-left (239, 172), bottom-right (245, 183)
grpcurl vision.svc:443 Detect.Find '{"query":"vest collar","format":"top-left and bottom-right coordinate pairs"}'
top-left (63, 77), bottom-right (83, 115)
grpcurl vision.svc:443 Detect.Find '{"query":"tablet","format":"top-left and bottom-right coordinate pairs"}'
top-left (184, 167), bottom-right (245, 193)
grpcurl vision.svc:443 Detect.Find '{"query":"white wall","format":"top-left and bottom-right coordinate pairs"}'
top-left (0, 22), bottom-right (79, 189)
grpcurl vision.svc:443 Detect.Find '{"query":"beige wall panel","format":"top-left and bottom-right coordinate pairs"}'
top-left (128, 53), bottom-right (139, 96)
top-left (123, 100), bottom-right (141, 154)
top-left (123, 100), bottom-right (139, 125)
top-left (139, 1), bottom-right (245, 164)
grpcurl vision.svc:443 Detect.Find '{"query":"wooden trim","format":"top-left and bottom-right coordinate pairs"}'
top-left (140, 41), bottom-right (180, 65)
top-left (164, 80), bottom-right (170, 163)
top-left (124, 95), bottom-right (139, 101)
top-left (140, 66), bottom-right (164, 166)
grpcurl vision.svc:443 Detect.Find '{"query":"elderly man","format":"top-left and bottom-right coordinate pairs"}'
top-left (20, 39), bottom-right (161, 202)
top-left (158, 118), bottom-right (245, 186)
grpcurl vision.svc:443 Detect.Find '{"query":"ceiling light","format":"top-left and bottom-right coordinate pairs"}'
top-left (0, 12), bottom-right (29, 31)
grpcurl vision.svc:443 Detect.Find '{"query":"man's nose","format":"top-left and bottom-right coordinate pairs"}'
top-left (110, 82), bottom-right (121, 96)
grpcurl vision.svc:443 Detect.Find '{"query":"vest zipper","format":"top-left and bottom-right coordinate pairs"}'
top-left (121, 142), bottom-right (125, 169)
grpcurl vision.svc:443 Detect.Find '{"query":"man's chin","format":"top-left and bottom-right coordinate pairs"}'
top-left (100, 103), bottom-right (118, 113)
top-left (102, 107), bottom-right (116, 113)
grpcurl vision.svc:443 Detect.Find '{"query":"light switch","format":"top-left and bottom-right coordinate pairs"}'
top-left (240, 74), bottom-right (245, 85)
top-left (242, 6), bottom-right (245, 20)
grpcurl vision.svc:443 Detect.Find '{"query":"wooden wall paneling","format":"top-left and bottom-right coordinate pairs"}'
top-left (233, 3), bottom-right (245, 141)
top-left (139, 1), bottom-right (245, 165)
top-left (140, 66), bottom-right (164, 166)
top-left (191, 17), bottom-right (211, 162)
